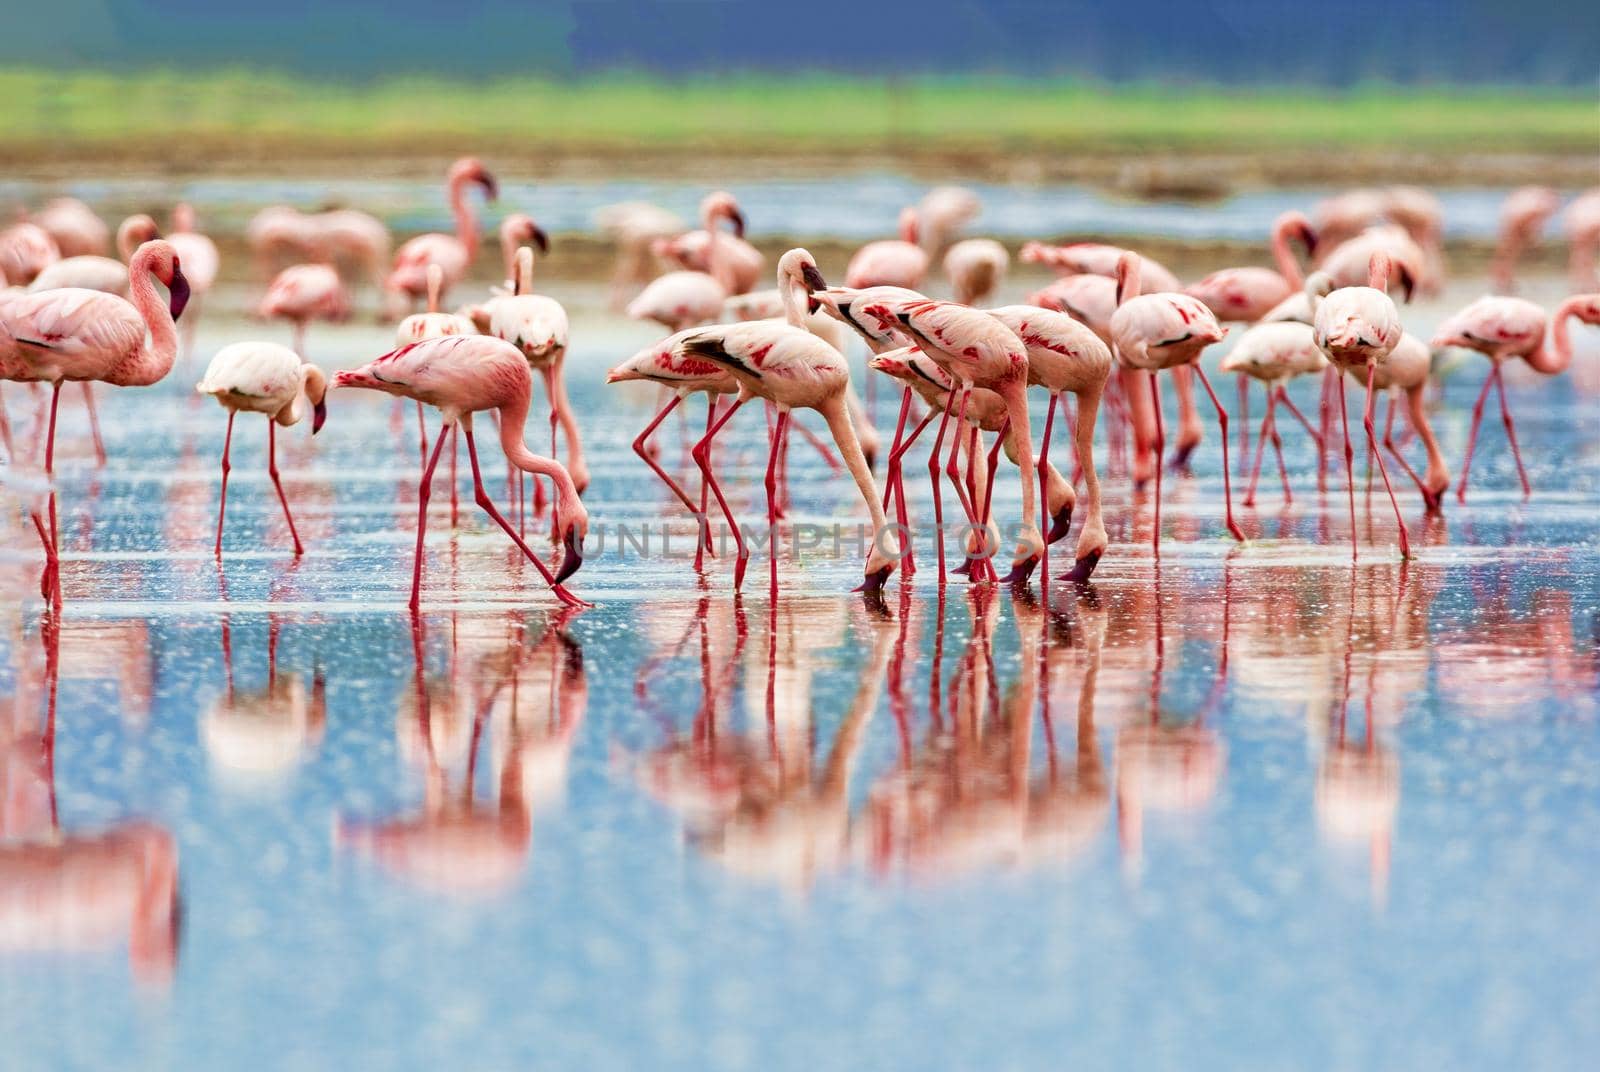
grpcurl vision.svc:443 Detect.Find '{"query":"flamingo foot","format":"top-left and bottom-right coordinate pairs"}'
top-left (1058, 549), bottom-right (1104, 584)
top-left (1046, 505), bottom-right (1074, 545)
top-left (1000, 556), bottom-right (1039, 586)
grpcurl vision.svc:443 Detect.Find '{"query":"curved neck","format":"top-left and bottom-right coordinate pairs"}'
top-left (497, 388), bottom-right (578, 502)
top-left (779, 273), bottom-right (807, 329)
top-left (449, 175), bottom-right (479, 263)
top-left (107, 260), bottom-right (177, 387)
top-left (1529, 299), bottom-right (1579, 375)
top-left (1115, 257), bottom-right (1141, 306)
top-left (515, 248), bottom-right (534, 296)
top-left (426, 265), bottom-right (442, 313)
top-left (818, 394), bottom-right (889, 544)
top-left (501, 228), bottom-right (518, 285)
top-left (1270, 218), bottom-right (1305, 290)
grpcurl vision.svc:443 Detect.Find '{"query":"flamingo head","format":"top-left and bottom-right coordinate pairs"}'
top-left (553, 499), bottom-right (590, 584)
top-left (1275, 210), bottom-right (1318, 257)
top-left (777, 247), bottom-right (828, 313)
top-left (449, 157), bottom-right (498, 201)
top-left (117, 214), bottom-right (161, 261)
top-left (502, 213), bottom-right (549, 255)
top-left (137, 240), bottom-right (191, 321)
top-left (701, 191), bottom-right (745, 238)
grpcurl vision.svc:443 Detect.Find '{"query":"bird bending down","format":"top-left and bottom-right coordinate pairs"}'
top-left (1313, 251), bottom-right (1410, 559)
top-left (677, 248), bottom-right (897, 597)
top-left (1108, 251), bottom-right (1238, 554)
top-left (1218, 319), bottom-right (1328, 506)
top-left (195, 342), bottom-right (329, 556)
top-left (330, 334), bottom-right (589, 610)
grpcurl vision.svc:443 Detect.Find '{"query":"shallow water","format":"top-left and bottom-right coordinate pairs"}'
top-left (2, 281), bottom-right (1599, 1070)
top-left (4, 176), bottom-right (1592, 243)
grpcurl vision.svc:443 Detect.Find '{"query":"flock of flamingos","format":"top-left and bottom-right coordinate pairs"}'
top-left (2, 159), bottom-right (1599, 611)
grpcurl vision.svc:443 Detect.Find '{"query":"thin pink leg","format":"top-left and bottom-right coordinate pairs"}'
top-left (1381, 391), bottom-right (1427, 500)
top-left (214, 410), bottom-right (235, 557)
top-left (449, 425), bottom-right (459, 529)
top-left (80, 383), bottom-right (106, 467)
top-left (1363, 363), bottom-right (1410, 558)
top-left (980, 420), bottom-right (1008, 582)
top-left (267, 418), bottom-right (305, 556)
top-left (1318, 365), bottom-right (1335, 493)
top-left (1193, 365), bottom-right (1246, 542)
top-left (1268, 400), bottom-right (1291, 504)
top-left (1491, 364), bottom-right (1532, 500)
top-left (1278, 388), bottom-right (1324, 456)
top-left (415, 400), bottom-right (429, 469)
top-left (944, 388), bottom-right (981, 530)
top-left (1243, 390), bottom-right (1275, 508)
top-left (1455, 369), bottom-right (1494, 504)
top-left (1237, 375), bottom-right (1249, 475)
top-left (44, 382), bottom-right (62, 475)
top-left (927, 387), bottom-right (961, 584)
top-left (1337, 372), bottom-right (1358, 560)
top-left (1037, 394), bottom-right (1058, 589)
top-left (692, 396), bottom-right (750, 589)
top-left (881, 388), bottom-right (913, 513)
top-left (462, 422), bottom-right (587, 608)
top-left (765, 410), bottom-right (791, 601)
top-left (698, 397), bottom-right (717, 568)
top-left (888, 407), bottom-right (937, 578)
top-left (1149, 372), bottom-right (1164, 555)
top-left (409, 420), bottom-right (451, 610)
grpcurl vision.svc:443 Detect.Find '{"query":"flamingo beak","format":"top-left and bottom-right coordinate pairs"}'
top-left (312, 399), bottom-right (328, 434)
top-left (726, 208), bottom-right (746, 238)
top-left (1046, 504), bottom-right (1074, 544)
top-left (532, 226), bottom-right (550, 255)
top-left (853, 565), bottom-right (892, 596)
top-left (1422, 487), bottom-right (1444, 514)
top-left (555, 528), bottom-right (584, 583)
top-left (478, 171), bottom-right (499, 201)
top-left (167, 265), bottom-right (191, 321)
top-left (1058, 548), bottom-right (1103, 584)
top-left (1000, 556), bottom-right (1039, 586)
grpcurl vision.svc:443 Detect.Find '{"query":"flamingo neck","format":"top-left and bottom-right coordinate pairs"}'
top-left (779, 274), bottom-right (807, 330)
top-left (1529, 298), bottom-right (1579, 375)
top-left (449, 175), bottom-right (479, 264)
top-left (1270, 219), bottom-right (1305, 290)
top-left (1115, 257), bottom-right (1141, 306)
top-left (500, 227), bottom-right (518, 287)
top-left (498, 387), bottom-right (579, 503)
top-left (817, 395), bottom-right (892, 561)
top-left (1405, 383), bottom-right (1450, 494)
top-left (515, 248), bottom-right (534, 296)
top-left (107, 258), bottom-right (177, 387)
top-left (426, 265), bottom-right (442, 313)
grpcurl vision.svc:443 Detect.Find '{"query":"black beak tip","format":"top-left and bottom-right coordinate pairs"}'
top-left (1057, 549), bottom-right (1103, 585)
top-left (729, 209), bottom-right (746, 238)
top-left (168, 267), bottom-right (192, 321)
top-left (555, 529), bottom-right (584, 583)
top-left (533, 227), bottom-right (550, 255)
top-left (1000, 556), bottom-right (1039, 586)
top-left (1422, 489), bottom-right (1443, 514)
top-left (312, 401), bottom-right (328, 434)
top-left (853, 565), bottom-right (892, 596)
top-left (1046, 506), bottom-right (1074, 544)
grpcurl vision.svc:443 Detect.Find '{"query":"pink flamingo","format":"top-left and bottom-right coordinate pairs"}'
top-left (1314, 189), bottom-right (1387, 251)
top-left (595, 200), bottom-right (684, 310)
top-left (1184, 211), bottom-right (1317, 325)
top-left (330, 333), bottom-right (588, 610)
top-left (168, 203), bottom-right (220, 359)
top-left (917, 186), bottom-right (982, 258)
top-left (313, 208), bottom-right (391, 291)
top-left (195, 342), bottom-right (329, 556)
top-left (247, 205), bottom-right (318, 280)
top-left (1218, 319), bottom-right (1328, 507)
top-left (1109, 250), bottom-right (1239, 553)
top-left (1318, 226), bottom-right (1422, 299)
top-left (0, 222), bottom-right (60, 286)
top-left (1490, 186), bottom-right (1561, 294)
top-left (1431, 292), bottom-right (1600, 503)
top-left (259, 262), bottom-right (351, 355)
top-left (678, 248), bottom-right (896, 596)
top-left (1348, 331), bottom-right (1450, 514)
top-left (653, 192), bottom-right (763, 296)
top-left (846, 208), bottom-right (930, 290)
top-left (1565, 189), bottom-right (1600, 293)
top-left (944, 239), bottom-right (1008, 306)
top-left (1023, 241), bottom-right (1183, 294)
top-left (629, 196), bottom-right (751, 332)
top-left (1385, 186), bottom-right (1446, 295)
top-left (395, 263), bottom-right (476, 480)
top-left (28, 214), bottom-right (160, 296)
top-left (876, 296), bottom-right (1042, 583)
top-left (31, 197), bottom-right (109, 258)
top-left (987, 304), bottom-right (1112, 583)
top-left (1313, 252), bottom-right (1410, 559)
top-left (0, 239), bottom-right (188, 600)
top-left (385, 157), bottom-right (498, 313)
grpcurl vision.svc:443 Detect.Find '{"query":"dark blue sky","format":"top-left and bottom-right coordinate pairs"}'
top-left (6, 1), bottom-right (1598, 85)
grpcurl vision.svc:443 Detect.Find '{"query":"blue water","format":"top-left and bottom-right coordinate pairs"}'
top-left (1, 285), bottom-right (1599, 1070)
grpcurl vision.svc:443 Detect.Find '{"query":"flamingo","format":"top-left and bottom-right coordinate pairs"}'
top-left (258, 262), bottom-right (351, 355)
top-left (1218, 319), bottom-right (1328, 507)
top-left (677, 248), bottom-right (896, 596)
top-left (1385, 186), bottom-right (1446, 295)
top-left (385, 157), bottom-right (497, 313)
top-left (846, 207), bottom-right (930, 290)
top-left (1108, 250), bottom-right (1239, 553)
top-left (1565, 188), bottom-right (1600, 293)
top-left (1490, 186), bottom-right (1561, 295)
top-left (0, 239), bottom-right (188, 601)
top-left (28, 214), bottom-right (160, 296)
top-left (1184, 211), bottom-right (1317, 325)
top-left (167, 203), bottom-right (220, 358)
top-left (1314, 189), bottom-right (1387, 252)
top-left (1347, 331), bottom-right (1450, 514)
top-left (247, 205), bottom-right (318, 280)
top-left (1313, 251), bottom-right (1411, 559)
top-left (1431, 292), bottom-right (1600, 503)
top-left (195, 342), bottom-right (329, 556)
top-left (986, 304), bottom-right (1113, 583)
top-left (0, 223), bottom-right (60, 286)
top-left (872, 295), bottom-right (1043, 583)
top-left (653, 192), bottom-right (763, 296)
top-left (329, 333), bottom-right (588, 610)
top-left (395, 263), bottom-right (476, 489)
top-left (944, 239), bottom-right (1008, 306)
top-left (31, 197), bottom-right (109, 258)
top-left (594, 200), bottom-right (683, 310)
top-left (1023, 241), bottom-right (1184, 294)
top-left (1318, 226), bottom-right (1422, 299)
top-left (313, 208), bottom-right (391, 291)
top-left (917, 186), bottom-right (982, 258)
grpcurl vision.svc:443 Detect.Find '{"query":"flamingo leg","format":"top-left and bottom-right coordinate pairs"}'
top-left (1363, 364), bottom-right (1411, 558)
top-left (1455, 369), bottom-right (1494, 504)
top-left (1277, 387), bottom-right (1325, 455)
top-left (1193, 365), bottom-right (1246, 542)
top-left (1268, 398), bottom-right (1291, 504)
top-left (415, 400), bottom-right (429, 469)
top-left (944, 387), bottom-right (981, 533)
top-left (214, 410), bottom-right (235, 557)
top-left (0, 386), bottom-right (12, 459)
top-left (292, 322), bottom-right (305, 357)
top-left (927, 387), bottom-right (961, 584)
top-left (409, 419), bottom-right (451, 611)
top-left (631, 392), bottom-right (702, 522)
top-left (1244, 389), bottom-right (1275, 508)
top-left (449, 425), bottom-right (459, 529)
top-left (80, 383), bottom-right (107, 467)
top-left (1337, 371), bottom-right (1358, 560)
top-left (1491, 364), bottom-right (1532, 500)
top-left (1037, 394), bottom-right (1058, 589)
top-left (692, 396), bottom-right (750, 589)
top-left (765, 410), bottom-right (791, 601)
top-left (888, 407), bottom-right (937, 579)
top-left (44, 381), bottom-right (62, 476)
top-left (1237, 375), bottom-right (1249, 475)
top-left (980, 419), bottom-right (1008, 582)
top-left (697, 397), bottom-right (718, 569)
top-left (881, 388), bottom-right (913, 513)
top-left (1318, 365), bottom-right (1336, 493)
top-left (1148, 372), bottom-right (1164, 556)
top-left (266, 418), bottom-right (305, 556)
top-left (1382, 391), bottom-right (1427, 501)
top-left (461, 419), bottom-right (587, 609)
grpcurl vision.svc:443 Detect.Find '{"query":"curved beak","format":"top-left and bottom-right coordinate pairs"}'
top-left (312, 399), bottom-right (328, 434)
top-left (167, 265), bottom-right (192, 321)
top-left (478, 171), bottom-right (499, 201)
top-left (726, 208), bottom-right (746, 238)
top-left (531, 225), bottom-right (550, 255)
top-left (853, 564), bottom-right (892, 597)
top-left (555, 527), bottom-right (584, 583)
top-left (1046, 504), bottom-right (1074, 544)
top-left (1000, 555), bottom-right (1039, 586)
